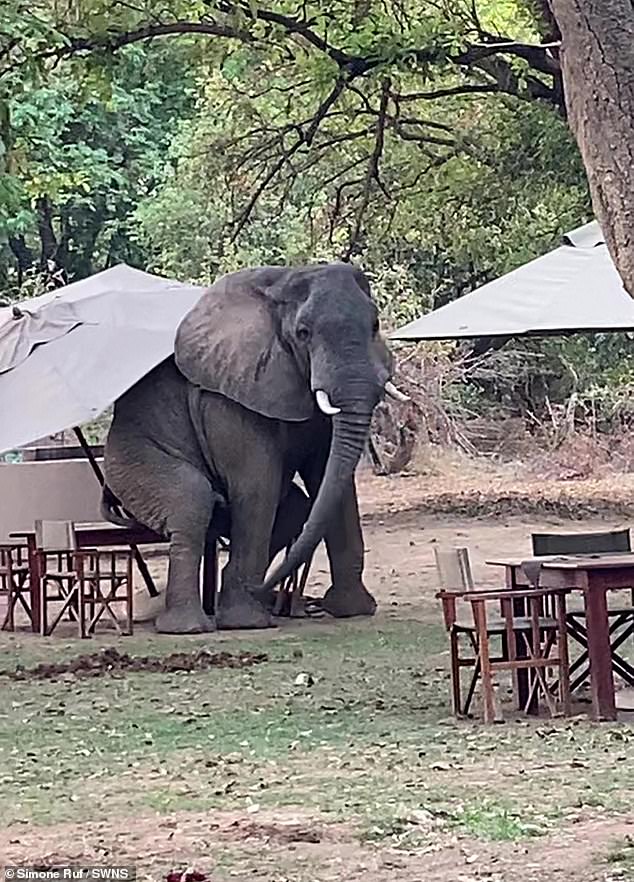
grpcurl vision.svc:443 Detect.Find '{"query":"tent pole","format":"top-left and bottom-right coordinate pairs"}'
top-left (72, 426), bottom-right (159, 598)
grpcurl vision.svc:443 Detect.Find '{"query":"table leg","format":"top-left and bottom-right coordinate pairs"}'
top-left (584, 579), bottom-right (616, 721)
top-left (27, 537), bottom-right (40, 633)
top-left (202, 539), bottom-right (218, 616)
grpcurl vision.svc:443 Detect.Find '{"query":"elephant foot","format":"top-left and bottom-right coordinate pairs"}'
top-left (155, 604), bottom-right (216, 634)
top-left (216, 586), bottom-right (274, 630)
top-left (321, 581), bottom-right (377, 618)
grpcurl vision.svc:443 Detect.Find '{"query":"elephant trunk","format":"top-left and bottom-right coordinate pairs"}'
top-left (261, 405), bottom-right (372, 591)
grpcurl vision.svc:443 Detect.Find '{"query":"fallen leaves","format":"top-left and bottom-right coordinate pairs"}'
top-left (3, 648), bottom-right (268, 681)
top-left (293, 671), bottom-right (315, 688)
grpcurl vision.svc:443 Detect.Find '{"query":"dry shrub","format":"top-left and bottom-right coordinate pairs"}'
top-left (369, 346), bottom-right (475, 474)
top-left (369, 345), bottom-right (634, 479)
top-left (611, 435), bottom-right (634, 472)
top-left (527, 433), bottom-right (613, 480)
top-left (527, 431), bottom-right (634, 480)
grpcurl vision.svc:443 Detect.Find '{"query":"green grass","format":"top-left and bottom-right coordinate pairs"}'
top-left (1, 617), bottom-right (633, 849)
top-left (606, 836), bottom-right (634, 881)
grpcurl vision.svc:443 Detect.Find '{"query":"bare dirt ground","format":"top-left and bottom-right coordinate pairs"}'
top-left (2, 464), bottom-right (634, 882)
top-left (2, 809), bottom-right (632, 882)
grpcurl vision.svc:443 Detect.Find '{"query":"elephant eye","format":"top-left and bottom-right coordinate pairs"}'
top-left (296, 326), bottom-right (311, 343)
top-left (372, 318), bottom-right (380, 335)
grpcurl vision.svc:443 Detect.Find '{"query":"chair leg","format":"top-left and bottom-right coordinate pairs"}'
top-left (558, 631), bottom-right (572, 719)
top-left (125, 554), bottom-right (134, 635)
top-left (2, 571), bottom-right (15, 631)
top-left (473, 601), bottom-right (495, 724)
top-left (290, 555), bottom-right (313, 618)
top-left (76, 558), bottom-right (87, 639)
top-left (463, 658), bottom-right (481, 716)
top-left (39, 576), bottom-right (48, 636)
top-left (569, 617), bottom-right (634, 692)
top-left (501, 597), bottom-right (520, 707)
top-left (450, 629), bottom-right (462, 716)
top-left (272, 578), bottom-right (288, 616)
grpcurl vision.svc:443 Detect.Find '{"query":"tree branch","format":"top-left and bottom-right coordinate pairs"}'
top-left (471, 54), bottom-right (557, 104)
top-left (344, 77), bottom-right (391, 260)
top-left (395, 83), bottom-right (501, 101)
top-left (455, 38), bottom-right (560, 77)
top-left (214, 1), bottom-right (353, 67)
top-left (230, 75), bottom-right (348, 238)
top-left (392, 124), bottom-right (456, 148)
top-left (0, 19), bottom-right (251, 76)
top-left (63, 20), bottom-right (251, 55)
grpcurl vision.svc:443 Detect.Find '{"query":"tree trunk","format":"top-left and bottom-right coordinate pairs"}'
top-left (8, 234), bottom-right (34, 286)
top-left (549, 1), bottom-right (634, 298)
top-left (36, 195), bottom-right (58, 270)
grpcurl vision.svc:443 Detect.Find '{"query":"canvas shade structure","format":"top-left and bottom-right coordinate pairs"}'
top-left (0, 264), bottom-right (204, 454)
top-left (392, 221), bottom-right (634, 341)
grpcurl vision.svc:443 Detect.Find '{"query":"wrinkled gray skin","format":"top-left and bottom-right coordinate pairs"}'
top-left (208, 481), bottom-right (312, 565)
top-left (103, 263), bottom-right (392, 633)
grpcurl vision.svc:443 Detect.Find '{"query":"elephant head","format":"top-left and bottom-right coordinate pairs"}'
top-left (175, 262), bottom-right (401, 588)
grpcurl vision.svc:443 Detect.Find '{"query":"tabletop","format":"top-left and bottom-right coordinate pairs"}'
top-left (10, 521), bottom-right (165, 544)
top-left (487, 552), bottom-right (634, 571)
top-left (12, 521), bottom-right (122, 537)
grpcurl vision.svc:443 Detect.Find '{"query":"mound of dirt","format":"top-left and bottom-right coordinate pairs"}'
top-left (2, 647), bottom-right (268, 680)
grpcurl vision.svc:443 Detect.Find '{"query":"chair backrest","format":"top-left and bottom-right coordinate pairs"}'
top-left (434, 546), bottom-right (474, 590)
top-left (34, 520), bottom-right (77, 551)
top-left (531, 528), bottom-right (631, 557)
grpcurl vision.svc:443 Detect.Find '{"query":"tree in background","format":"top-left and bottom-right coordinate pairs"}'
top-left (1, 0), bottom-right (585, 297)
top-left (0, 0), bottom-right (631, 428)
top-left (549, 1), bottom-right (634, 298)
top-left (1, 20), bottom-right (198, 294)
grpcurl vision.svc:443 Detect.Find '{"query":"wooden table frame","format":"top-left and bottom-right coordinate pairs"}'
top-left (11, 523), bottom-right (219, 633)
top-left (488, 553), bottom-right (634, 722)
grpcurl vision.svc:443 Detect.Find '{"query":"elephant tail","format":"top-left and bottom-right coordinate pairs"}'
top-left (100, 485), bottom-right (142, 529)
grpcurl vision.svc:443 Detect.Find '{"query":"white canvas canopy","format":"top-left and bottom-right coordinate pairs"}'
top-left (392, 221), bottom-right (634, 341)
top-left (0, 264), bottom-right (204, 454)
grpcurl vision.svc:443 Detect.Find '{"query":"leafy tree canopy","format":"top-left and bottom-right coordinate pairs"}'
top-left (2, 0), bottom-right (630, 423)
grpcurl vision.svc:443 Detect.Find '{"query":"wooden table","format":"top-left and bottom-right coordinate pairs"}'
top-left (11, 523), bottom-right (219, 633)
top-left (488, 553), bottom-right (634, 721)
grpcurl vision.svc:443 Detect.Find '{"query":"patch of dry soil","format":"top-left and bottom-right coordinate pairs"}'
top-left (1, 809), bottom-right (631, 882)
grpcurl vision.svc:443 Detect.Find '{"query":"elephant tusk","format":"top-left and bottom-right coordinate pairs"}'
top-left (385, 381), bottom-right (410, 403)
top-left (316, 390), bottom-right (341, 416)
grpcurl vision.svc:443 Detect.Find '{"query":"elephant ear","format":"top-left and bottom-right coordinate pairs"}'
top-left (175, 268), bottom-right (315, 422)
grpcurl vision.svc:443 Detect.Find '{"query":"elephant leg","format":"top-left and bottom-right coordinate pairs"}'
top-left (302, 469), bottom-right (377, 618)
top-left (268, 484), bottom-right (312, 560)
top-left (155, 467), bottom-right (217, 635)
top-left (216, 476), bottom-right (281, 630)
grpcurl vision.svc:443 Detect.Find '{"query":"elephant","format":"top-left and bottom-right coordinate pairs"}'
top-left (208, 480), bottom-right (312, 564)
top-left (102, 263), bottom-right (405, 633)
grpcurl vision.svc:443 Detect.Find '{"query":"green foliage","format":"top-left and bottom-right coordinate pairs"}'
top-left (0, 0), bottom-right (629, 419)
top-left (1, 39), bottom-right (198, 293)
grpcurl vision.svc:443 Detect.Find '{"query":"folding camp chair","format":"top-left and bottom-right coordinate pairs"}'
top-left (436, 547), bottom-right (571, 722)
top-left (36, 520), bottom-right (134, 637)
top-left (0, 543), bottom-right (31, 631)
